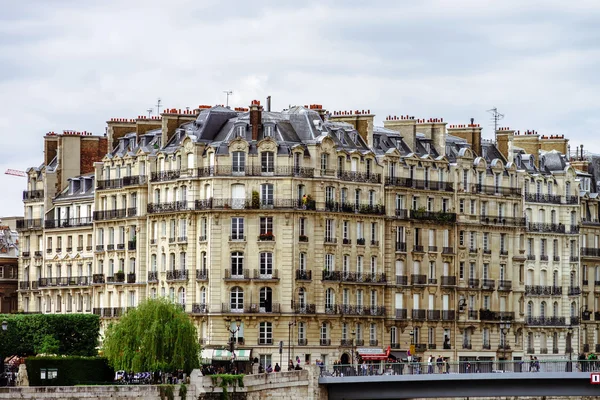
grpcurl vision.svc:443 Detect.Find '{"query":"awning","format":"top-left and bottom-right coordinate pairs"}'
top-left (200, 349), bottom-right (214, 364)
top-left (212, 349), bottom-right (252, 362)
top-left (357, 346), bottom-right (391, 361)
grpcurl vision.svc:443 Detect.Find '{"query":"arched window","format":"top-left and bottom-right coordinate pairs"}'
top-left (200, 251), bottom-right (207, 271)
top-left (169, 253), bottom-right (175, 271)
top-left (571, 302), bottom-right (577, 317)
top-left (553, 270), bottom-right (559, 287)
top-left (571, 211), bottom-right (577, 227)
top-left (540, 301), bottom-right (546, 318)
top-left (298, 288), bottom-right (306, 308)
top-left (151, 287), bottom-right (157, 299)
top-left (527, 332), bottom-right (534, 351)
top-left (538, 209), bottom-right (545, 223)
top-left (178, 287), bottom-right (186, 306)
top-left (200, 287), bottom-right (206, 305)
top-left (259, 287), bottom-right (273, 312)
top-left (553, 301), bottom-right (559, 317)
top-left (169, 287), bottom-right (175, 301)
top-left (325, 288), bottom-right (335, 312)
top-left (231, 252), bottom-right (244, 277)
top-left (151, 254), bottom-right (157, 272)
top-left (230, 287), bottom-right (243, 312)
top-left (320, 322), bottom-right (330, 345)
top-left (551, 210), bottom-right (556, 224)
top-left (527, 301), bottom-right (533, 318)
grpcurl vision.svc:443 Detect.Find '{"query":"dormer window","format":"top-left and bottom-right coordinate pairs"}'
top-left (236, 125), bottom-right (245, 137)
top-left (264, 125), bottom-right (273, 138)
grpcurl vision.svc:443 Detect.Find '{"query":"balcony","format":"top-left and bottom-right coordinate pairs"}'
top-left (412, 309), bottom-right (426, 321)
top-left (192, 303), bottom-right (208, 314)
top-left (395, 242), bottom-right (407, 252)
top-left (151, 170), bottom-right (181, 182)
top-left (97, 175), bottom-right (147, 190)
top-left (527, 222), bottom-right (565, 233)
top-left (411, 274), bottom-right (426, 285)
top-left (44, 217), bottom-right (93, 229)
top-left (148, 271), bottom-right (158, 282)
top-left (582, 247), bottom-right (600, 258)
top-left (22, 251), bottom-right (30, 258)
top-left (395, 275), bottom-right (408, 285)
top-left (571, 316), bottom-right (580, 326)
top-left (95, 245), bottom-right (104, 251)
top-left (222, 303), bottom-right (280, 314)
top-left (409, 209), bottom-right (456, 224)
top-left (253, 269), bottom-right (279, 281)
top-left (16, 218), bottom-right (43, 231)
top-left (479, 310), bottom-right (514, 321)
top-left (385, 177), bottom-right (453, 192)
top-left (442, 247), bottom-right (454, 254)
top-left (526, 254), bottom-right (536, 261)
top-left (427, 310), bottom-right (441, 321)
top-left (23, 189), bottom-right (44, 201)
top-left (34, 251), bottom-right (42, 257)
top-left (468, 278), bottom-right (480, 288)
top-left (525, 193), bottom-right (562, 204)
top-left (324, 201), bottom-right (386, 215)
top-left (540, 255), bottom-right (549, 261)
top-left (337, 171), bottom-right (381, 184)
top-left (93, 209), bottom-right (129, 221)
top-left (570, 256), bottom-right (580, 262)
top-left (526, 316), bottom-right (566, 326)
top-left (126, 273), bottom-right (136, 284)
top-left (395, 209), bottom-right (409, 219)
top-left (298, 339), bottom-right (308, 346)
top-left (569, 225), bottom-right (580, 234)
top-left (320, 339), bottom-right (331, 346)
top-left (462, 343), bottom-right (472, 350)
top-left (325, 237), bottom-right (338, 245)
top-left (147, 201), bottom-right (194, 214)
top-left (340, 305), bottom-right (386, 317)
top-left (481, 279), bottom-right (495, 290)
top-left (19, 281), bottom-right (29, 290)
top-left (441, 276), bottom-right (456, 286)
top-left (292, 302), bottom-right (316, 314)
top-left (525, 285), bottom-right (561, 296)
top-left (497, 280), bottom-right (512, 291)
top-left (395, 308), bottom-right (408, 320)
top-left (224, 269), bottom-right (250, 280)
top-left (442, 310), bottom-right (456, 321)
top-left (565, 195), bottom-right (579, 204)
top-left (340, 272), bottom-right (387, 284)
top-left (428, 246), bottom-right (438, 253)
top-left (92, 274), bottom-right (105, 284)
top-left (195, 269), bottom-right (208, 281)
top-left (568, 286), bottom-right (581, 295)
top-left (258, 233), bottom-right (275, 241)
top-left (298, 234), bottom-right (309, 243)
top-left (198, 165), bottom-right (315, 179)
top-left (470, 184), bottom-right (521, 196)
top-left (479, 215), bottom-right (526, 227)
top-left (295, 270), bottom-right (312, 281)
top-left (166, 270), bottom-right (189, 281)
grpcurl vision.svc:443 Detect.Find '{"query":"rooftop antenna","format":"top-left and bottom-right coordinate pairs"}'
top-left (223, 90), bottom-right (233, 107)
top-left (156, 98), bottom-right (162, 115)
top-left (146, 108), bottom-right (153, 118)
top-left (487, 107), bottom-right (505, 134)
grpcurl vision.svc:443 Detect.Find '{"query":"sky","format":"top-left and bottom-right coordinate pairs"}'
top-left (1, 0), bottom-right (600, 217)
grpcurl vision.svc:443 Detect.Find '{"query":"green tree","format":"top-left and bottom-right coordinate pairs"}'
top-left (35, 335), bottom-right (60, 355)
top-left (102, 298), bottom-right (200, 373)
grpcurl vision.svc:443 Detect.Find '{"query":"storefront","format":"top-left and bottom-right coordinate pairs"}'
top-left (356, 346), bottom-right (391, 374)
top-left (200, 349), bottom-right (252, 373)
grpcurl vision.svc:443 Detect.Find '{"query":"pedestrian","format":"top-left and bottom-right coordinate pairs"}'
top-left (436, 355), bottom-right (443, 374)
top-left (428, 355), bottom-right (434, 374)
top-left (274, 363), bottom-right (281, 372)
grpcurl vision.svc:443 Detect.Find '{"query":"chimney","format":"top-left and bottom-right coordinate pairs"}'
top-left (570, 143), bottom-right (590, 172)
top-left (250, 100), bottom-right (263, 141)
top-left (266, 96), bottom-right (271, 112)
top-left (540, 133), bottom-right (569, 155)
top-left (416, 118), bottom-right (447, 157)
top-left (495, 127), bottom-right (516, 163)
top-left (383, 116), bottom-right (417, 152)
top-left (447, 120), bottom-right (483, 156)
top-left (329, 109), bottom-right (374, 148)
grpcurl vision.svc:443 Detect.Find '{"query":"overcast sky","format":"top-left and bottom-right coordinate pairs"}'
top-left (1, 0), bottom-right (599, 217)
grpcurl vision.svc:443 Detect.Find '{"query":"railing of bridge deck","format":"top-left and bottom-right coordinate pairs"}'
top-left (318, 360), bottom-right (597, 377)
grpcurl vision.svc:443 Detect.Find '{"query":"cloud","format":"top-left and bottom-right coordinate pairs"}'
top-left (1, 0), bottom-right (600, 215)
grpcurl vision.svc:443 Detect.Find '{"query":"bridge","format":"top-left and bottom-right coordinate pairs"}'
top-left (319, 361), bottom-right (600, 399)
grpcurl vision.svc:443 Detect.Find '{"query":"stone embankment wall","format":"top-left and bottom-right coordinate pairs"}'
top-left (0, 365), bottom-right (327, 400)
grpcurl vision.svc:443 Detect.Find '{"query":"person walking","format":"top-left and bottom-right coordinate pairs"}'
top-left (427, 355), bottom-right (434, 374)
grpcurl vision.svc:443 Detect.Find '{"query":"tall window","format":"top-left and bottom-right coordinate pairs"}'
top-left (232, 151), bottom-right (245, 173)
top-left (259, 217), bottom-right (273, 235)
top-left (261, 152), bottom-right (274, 173)
top-left (231, 252), bottom-right (244, 276)
top-left (231, 217), bottom-right (244, 240)
top-left (320, 153), bottom-right (329, 171)
top-left (259, 322), bottom-right (273, 344)
top-left (260, 184), bottom-right (274, 206)
top-left (259, 252), bottom-right (273, 277)
top-left (230, 287), bottom-right (243, 312)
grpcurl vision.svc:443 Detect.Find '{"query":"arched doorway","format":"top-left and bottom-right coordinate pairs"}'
top-left (341, 352), bottom-right (350, 365)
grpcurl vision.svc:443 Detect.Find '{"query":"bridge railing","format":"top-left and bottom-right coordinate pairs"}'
top-left (319, 359), bottom-right (598, 377)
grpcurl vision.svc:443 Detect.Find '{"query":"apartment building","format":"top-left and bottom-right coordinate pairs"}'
top-left (0, 217), bottom-right (19, 313)
top-left (17, 103), bottom-right (594, 367)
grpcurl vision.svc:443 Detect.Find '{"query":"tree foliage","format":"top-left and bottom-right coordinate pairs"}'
top-left (102, 298), bottom-right (200, 373)
top-left (0, 314), bottom-right (99, 357)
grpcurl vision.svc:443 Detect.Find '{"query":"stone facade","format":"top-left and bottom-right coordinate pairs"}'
top-left (15, 103), bottom-right (600, 368)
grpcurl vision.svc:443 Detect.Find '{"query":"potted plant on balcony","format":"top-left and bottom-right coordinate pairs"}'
top-left (252, 190), bottom-right (260, 209)
top-left (115, 270), bottom-right (125, 282)
top-left (259, 231), bottom-right (274, 241)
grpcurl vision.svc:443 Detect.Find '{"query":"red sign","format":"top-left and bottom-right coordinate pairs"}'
top-left (590, 372), bottom-right (600, 384)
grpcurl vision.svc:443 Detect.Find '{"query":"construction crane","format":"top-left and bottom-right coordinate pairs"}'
top-left (4, 169), bottom-right (27, 177)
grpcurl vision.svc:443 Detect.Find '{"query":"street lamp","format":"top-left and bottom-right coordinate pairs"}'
top-left (567, 325), bottom-right (573, 372)
top-left (225, 318), bottom-right (242, 370)
top-left (1, 321), bottom-right (6, 332)
top-left (351, 330), bottom-right (356, 367)
top-left (499, 318), bottom-right (511, 370)
top-left (288, 320), bottom-right (296, 369)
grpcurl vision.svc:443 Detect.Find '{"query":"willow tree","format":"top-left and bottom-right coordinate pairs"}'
top-left (102, 298), bottom-right (200, 373)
